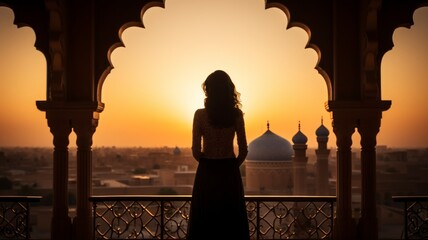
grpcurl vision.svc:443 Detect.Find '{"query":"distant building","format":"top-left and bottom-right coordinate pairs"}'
top-left (245, 122), bottom-right (294, 194)
top-left (314, 118), bottom-right (331, 195)
top-left (173, 165), bottom-right (196, 186)
top-left (245, 120), bottom-right (332, 196)
top-left (292, 122), bottom-right (309, 195)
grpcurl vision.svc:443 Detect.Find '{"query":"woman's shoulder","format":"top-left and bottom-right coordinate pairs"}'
top-left (195, 108), bottom-right (206, 114)
top-left (235, 108), bottom-right (243, 116)
top-left (194, 108), bottom-right (206, 118)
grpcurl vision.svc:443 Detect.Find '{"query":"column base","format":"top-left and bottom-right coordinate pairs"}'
top-left (73, 215), bottom-right (93, 240)
top-left (358, 215), bottom-right (378, 240)
top-left (51, 215), bottom-right (72, 240)
top-left (334, 217), bottom-right (357, 240)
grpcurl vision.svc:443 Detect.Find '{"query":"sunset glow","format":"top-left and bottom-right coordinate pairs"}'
top-left (0, 0), bottom-right (427, 149)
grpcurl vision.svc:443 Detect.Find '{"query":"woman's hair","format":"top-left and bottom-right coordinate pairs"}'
top-left (203, 70), bottom-right (242, 128)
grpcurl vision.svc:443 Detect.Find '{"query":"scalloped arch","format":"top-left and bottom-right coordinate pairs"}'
top-left (0, 1), bottom-right (49, 56)
top-left (379, 3), bottom-right (428, 60)
top-left (266, 2), bottom-right (332, 101)
top-left (96, 1), bottom-right (164, 103)
top-left (0, 4), bottom-right (52, 99)
top-left (97, 0), bottom-right (332, 104)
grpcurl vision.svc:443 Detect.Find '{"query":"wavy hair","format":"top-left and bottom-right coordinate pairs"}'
top-left (203, 70), bottom-right (242, 128)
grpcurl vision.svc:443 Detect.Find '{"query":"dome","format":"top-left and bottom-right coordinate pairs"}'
top-left (292, 130), bottom-right (308, 144)
top-left (173, 146), bottom-right (181, 155)
top-left (247, 129), bottom-right (293, 161)
top-left (316, 118), bottom-right (330, 137)
top-left (292, 122), bottom-right (308, 144)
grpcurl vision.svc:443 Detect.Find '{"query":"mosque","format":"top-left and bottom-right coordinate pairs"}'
top-left (245, 120), bottom-right (331, 196)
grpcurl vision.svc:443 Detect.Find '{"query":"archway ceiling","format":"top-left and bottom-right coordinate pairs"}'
top-left (0, 0), bottom-right (49, 59)
top-left (1, 0), bottom-right (428, 101)
top-left (93, 0), bottom-right (428, 101)
top-left (378, 0), bottom-right (428, 58)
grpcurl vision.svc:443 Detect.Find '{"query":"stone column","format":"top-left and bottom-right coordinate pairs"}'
top-left (73, 115), bottom-right (98, 240)
top-left (358, 114), bottom-right (381, 240)
top-left (49, 118), bottom-right (72, 240)
top-left (328, 100), bottom-right (390, 240)
top-left (332, 114), bottom-right (356, 240)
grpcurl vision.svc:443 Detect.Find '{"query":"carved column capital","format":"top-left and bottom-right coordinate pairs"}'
top-left (73, 117), bottom-right (98, 149)
top-left (357, 114), bottom-right (381, 148)
top-left (331, 113), bottom-right (356, 148)
top-left (47, 117), bottom-right (72, 149)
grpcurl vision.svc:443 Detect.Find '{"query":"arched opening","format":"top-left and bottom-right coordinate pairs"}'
top-left (376, 6), bottom-right (428, 239)
top-left (0, 1), bottom-right (423, 238)
top-left (0, 6), bottom-right (49, 146)
top-left (95, 0), bottom-right (330, 149)
top-left (335, 6), bottom-right (428, 239)
top-left (0, 6), bottom-right (52, 238)
top-left (381, 6), bottom-right (428, 149)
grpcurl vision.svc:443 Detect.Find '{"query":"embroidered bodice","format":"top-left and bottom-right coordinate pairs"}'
top-left (192, 108), bottom-right (248, 162)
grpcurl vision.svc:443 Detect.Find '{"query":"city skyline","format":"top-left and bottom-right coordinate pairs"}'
top-left (0, 1), bottom-right (427, 148)
top-left (3, 145), bottom-right (426, 239)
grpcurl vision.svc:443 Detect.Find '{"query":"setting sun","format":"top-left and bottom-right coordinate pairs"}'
top-left (0, 0), bottom-right (427, 149)
top-left (97, 0), bottom-right (326, 148)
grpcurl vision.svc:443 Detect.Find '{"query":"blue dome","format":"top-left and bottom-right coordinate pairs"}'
top-left (292, 130), bottom-right (308, 144)
top-left (247, 130), bottom-right (293, 161)
top-left (316, 124), bottom-right (330, 137)
top-left (173, 146), bottom-right (181, 155)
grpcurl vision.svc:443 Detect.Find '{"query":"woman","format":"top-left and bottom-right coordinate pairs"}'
top-left (186, 70), bottom-right (250, 240)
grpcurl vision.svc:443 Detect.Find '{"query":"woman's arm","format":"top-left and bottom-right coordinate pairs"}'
top-left (191, 109), bottom-right (202, 161)
top-left (236, 110), bottom-right (248, 165)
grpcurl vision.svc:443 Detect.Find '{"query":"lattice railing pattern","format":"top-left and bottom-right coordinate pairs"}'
top-left (246, 199), bottom-right (334, 239)
top-left (393, 196), bottom-right (428, 239)
top-left (92, 197), bottom-right (190, 239)
top-left (90, 195), bottom-right (335, 240)
top-left (0, 196), bottom-right (41, 240)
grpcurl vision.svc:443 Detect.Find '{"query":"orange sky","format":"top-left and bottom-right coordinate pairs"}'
top-left (0, 0), bottom-right (427, 149)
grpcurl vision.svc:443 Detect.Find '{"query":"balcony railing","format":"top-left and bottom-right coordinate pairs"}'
top-left (89, 195), bottom-right (336, 240)
top-left (0, 196), bottom-right (42, 240)
top-left (392, 196), bottom-right (428, 240)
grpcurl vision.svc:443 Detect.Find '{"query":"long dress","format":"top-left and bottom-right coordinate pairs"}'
top-left (186, 108), bottom-right (250, 240)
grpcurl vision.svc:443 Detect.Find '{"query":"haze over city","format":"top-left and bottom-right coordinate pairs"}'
top-left (0, 0), bottom-right (427, 149)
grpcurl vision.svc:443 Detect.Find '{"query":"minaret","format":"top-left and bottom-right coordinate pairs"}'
top-left (315, 117), bottom-right (331, 195)
top-left (292, 121), bottom-right (308, 195)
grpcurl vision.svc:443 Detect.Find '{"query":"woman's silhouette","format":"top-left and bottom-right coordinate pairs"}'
top-left (186, 70), bottom-right (250, 240)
